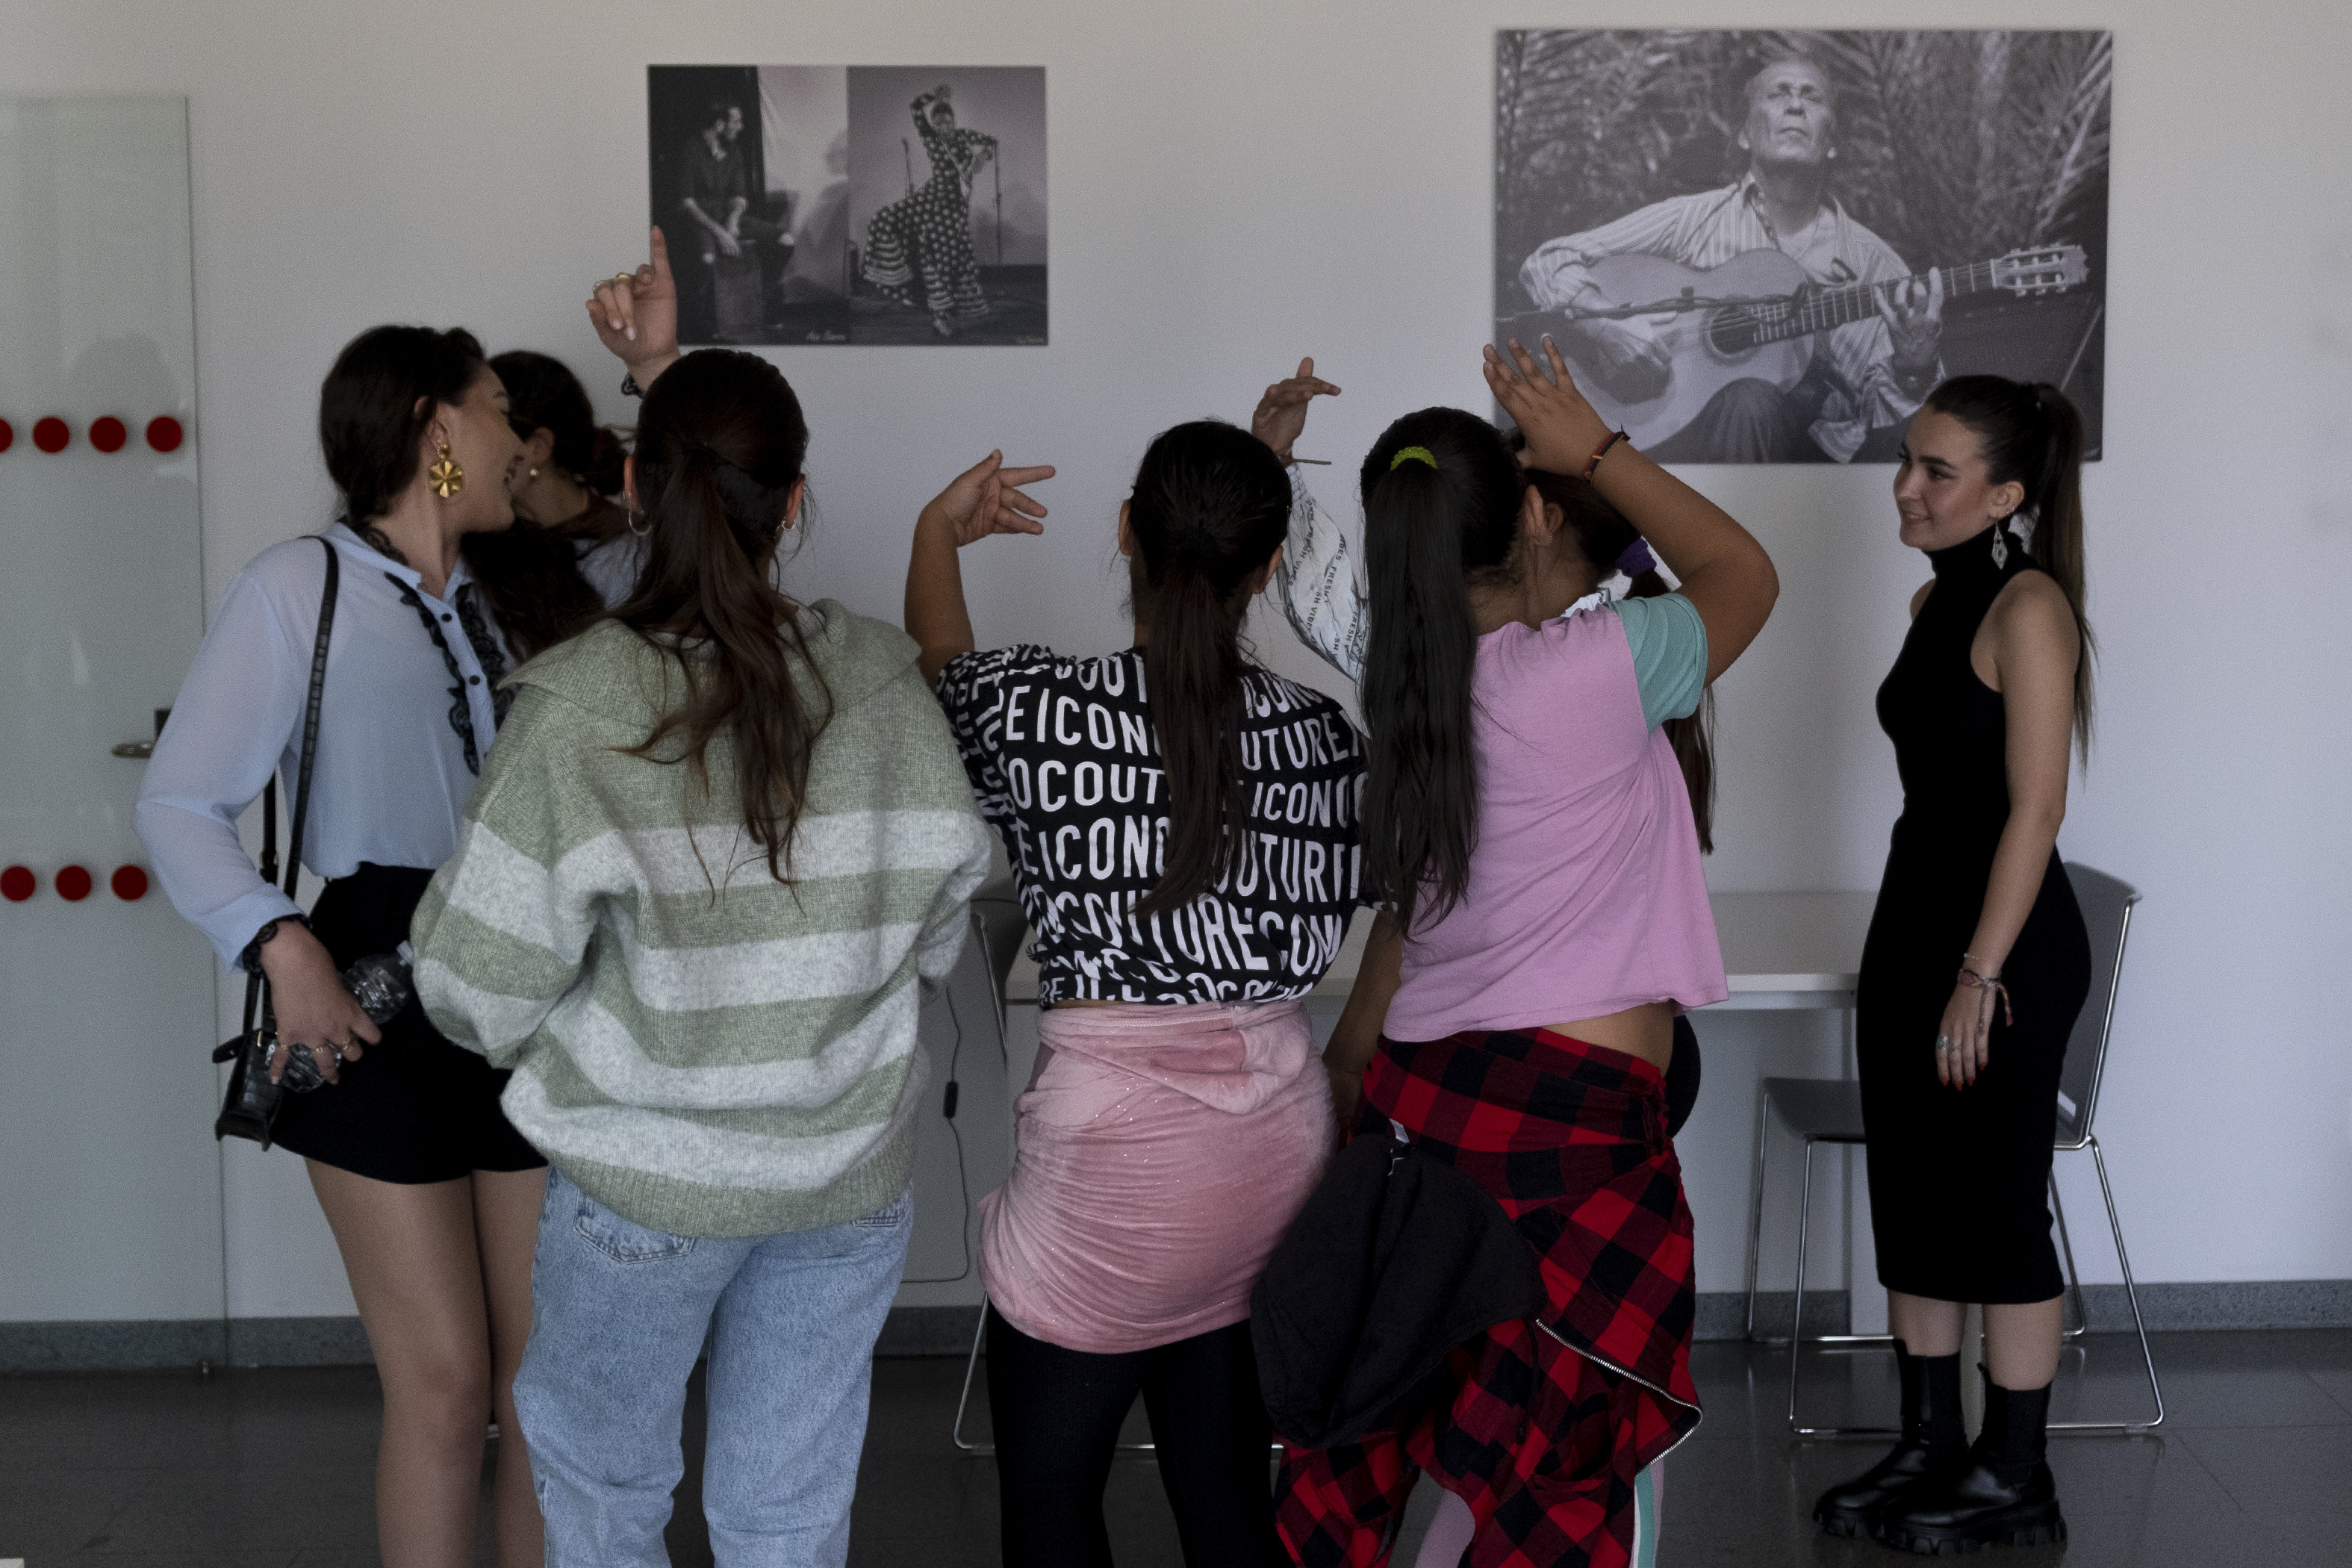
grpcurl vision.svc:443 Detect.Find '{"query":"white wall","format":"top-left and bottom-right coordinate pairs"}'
top-left (7, 0), bottom-right (2348, 1316)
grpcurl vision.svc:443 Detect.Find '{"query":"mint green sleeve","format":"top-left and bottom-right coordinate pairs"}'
top-left (1608, 594), bottom-right (1708, 729)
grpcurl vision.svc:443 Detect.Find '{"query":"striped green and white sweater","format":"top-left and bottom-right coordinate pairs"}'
top-left (413, 604), bottom-right (992, 1238)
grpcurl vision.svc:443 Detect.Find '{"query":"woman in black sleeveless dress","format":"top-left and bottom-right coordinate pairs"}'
top-left (1816, 378), bottom-right (2096, 1555)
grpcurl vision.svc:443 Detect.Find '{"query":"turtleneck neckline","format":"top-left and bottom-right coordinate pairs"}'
top-left (1926, 523), bottom-right (2021, 583)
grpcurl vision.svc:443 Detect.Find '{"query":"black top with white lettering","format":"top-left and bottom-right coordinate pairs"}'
top-left (938, 644), bottom-right (1370, 1006)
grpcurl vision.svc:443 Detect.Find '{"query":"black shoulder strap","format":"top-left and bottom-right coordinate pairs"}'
top-left (240, 538), bottom-right (340, 1037)
top-left (281, 538), bottom-right (340, 902)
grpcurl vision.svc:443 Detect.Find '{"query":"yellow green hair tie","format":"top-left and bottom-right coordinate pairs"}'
top-left (1390, 446), bottom-right (1437, 471)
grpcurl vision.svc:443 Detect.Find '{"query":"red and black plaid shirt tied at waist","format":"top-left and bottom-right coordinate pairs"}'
top-left (1276, 1028), bottom-right (1702, 1568)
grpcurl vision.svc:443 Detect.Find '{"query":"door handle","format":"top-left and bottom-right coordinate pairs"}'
top-left (111, 708), bottom-right (172, 760)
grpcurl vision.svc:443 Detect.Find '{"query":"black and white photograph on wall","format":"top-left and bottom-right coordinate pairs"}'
top-left (649, 64), bottom-right (1046, 346)
top-left (1496, 30), bottom-right (2109, 463)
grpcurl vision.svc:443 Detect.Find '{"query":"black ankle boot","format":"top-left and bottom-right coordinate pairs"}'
top-left (1811, 1345), bottom-right (1967, 1538)
top-left (1875, 1369), bottom-right (2066, 1554)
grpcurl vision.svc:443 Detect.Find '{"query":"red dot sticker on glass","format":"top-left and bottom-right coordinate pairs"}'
top-left (0, 418), bottom-right (13, 453)
top-left (55, 865), bottom-right (93, 901)
top-left (146, 416), bottom-right (184, 453)
top-left (90, 416), bottom-right (128, 453)
top-left (111, 865), bottom-right (150, 901)
top-left (33, 417), bottom-right (70, 453)
top-left (0, 865), bottom-right (34, 902)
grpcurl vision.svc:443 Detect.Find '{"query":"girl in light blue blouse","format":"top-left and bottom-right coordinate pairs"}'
top-left (138, 326), bottom-right (553, 1568)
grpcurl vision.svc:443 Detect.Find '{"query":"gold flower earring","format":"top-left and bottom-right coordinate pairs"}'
top-left (427, 443), bottom-right (465, 500)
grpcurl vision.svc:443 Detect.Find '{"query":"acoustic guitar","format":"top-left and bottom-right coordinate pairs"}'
top-left (1529, 246), bottom-right (2089, 449)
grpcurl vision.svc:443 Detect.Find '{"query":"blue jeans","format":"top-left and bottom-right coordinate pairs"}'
top-left (514, 1168), bottom-right (912, 1567)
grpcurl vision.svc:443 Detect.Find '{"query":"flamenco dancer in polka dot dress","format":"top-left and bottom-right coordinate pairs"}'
top-left (862, 87), bottom-right (997, 337)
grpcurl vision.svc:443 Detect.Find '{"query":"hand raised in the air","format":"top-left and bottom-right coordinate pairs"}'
top-left (1483, 337), bottom-right (1614, 475)
top-left (1251, 358), bottom-right (1341, 464)
top-left (922, 451), bottom-right (1057, 547)
top-left (586, 226), bottom-right (682, 388)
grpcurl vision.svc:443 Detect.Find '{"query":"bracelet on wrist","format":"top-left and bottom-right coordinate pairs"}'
top-left (1583, 429), bottom-right (1628, 481)
top-left (239, 913), bottom-right (311, 974)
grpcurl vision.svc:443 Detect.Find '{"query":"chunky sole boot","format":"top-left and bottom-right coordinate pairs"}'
top-left (1874, 1372), bottom-right (2066, 1555)
top-left (1812, 1346), bottom-right (1967, 1538)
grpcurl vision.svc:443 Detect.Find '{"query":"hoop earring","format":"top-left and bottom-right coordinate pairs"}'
top-left (427, 444), bottom-right (465, 500)
top-left (626, 507), bottom-right (651, 538)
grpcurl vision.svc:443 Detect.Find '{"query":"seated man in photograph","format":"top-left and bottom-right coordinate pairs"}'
top-left (676, 99), bottom-right (792, 336)
top-left (1518, 55), bottom-right (1941, 462)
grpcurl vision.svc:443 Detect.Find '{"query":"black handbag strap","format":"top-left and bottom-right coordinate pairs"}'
top-left (240, 538), bottom-right (340, 1036)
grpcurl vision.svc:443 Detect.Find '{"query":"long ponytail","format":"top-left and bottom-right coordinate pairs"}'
top-left (1518, 452), bottom-right (1719, 850)
top-left (1923, 376), bottom-right (2097, 759)
top-left (1359, 408), bottom-right (1525, 927)
top-left (616, 350), bottom-right (825, 883)
top-left (1127, 421), bottom-right (1291, 917)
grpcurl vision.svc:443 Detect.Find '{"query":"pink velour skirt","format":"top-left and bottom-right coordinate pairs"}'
top-left (978, 998), bottom-right (1334, 1355)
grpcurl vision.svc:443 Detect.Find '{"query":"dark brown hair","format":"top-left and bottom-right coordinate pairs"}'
top-left (615, 349), bottom-right (824, 883)
top-left (1516, 451), bottom-right (1719, 852)
top-left (491, 349), bottom-right (628, 500)
top-left (1124, 421), bottom-right (1292, 917)
top-left (319, 325), bottom-right (485, 523)
top-left (1357, 408), bottom-right (1526, 928)
top-left (1923, 375), bottom-right (2097, 758)
top-left (317, 326), bottom-right (606, 661)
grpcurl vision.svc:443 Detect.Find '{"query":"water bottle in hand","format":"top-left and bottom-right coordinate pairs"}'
top-left (343, 949), bottom-right (414, 1025)
top-left (278, 949), bottom-right (413, 1093)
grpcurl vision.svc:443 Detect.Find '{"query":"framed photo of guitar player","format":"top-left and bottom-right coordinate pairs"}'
top-left (1496, 29), bottom-right (2109, 462)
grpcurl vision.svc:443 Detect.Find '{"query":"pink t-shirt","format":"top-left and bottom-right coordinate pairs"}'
top-left (1383, 603), bottom-right (1729, 1040)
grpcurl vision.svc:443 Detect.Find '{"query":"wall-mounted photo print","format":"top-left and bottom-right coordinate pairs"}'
top-left (649, 64), bottom-right (1046, 346)
top-left (1496, 31), bottom-right (2109, 462)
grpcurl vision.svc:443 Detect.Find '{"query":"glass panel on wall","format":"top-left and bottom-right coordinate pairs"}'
top-left (0, 95), bottom-right (221, 1325)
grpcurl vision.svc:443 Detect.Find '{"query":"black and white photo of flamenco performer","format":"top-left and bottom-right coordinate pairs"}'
top-left (861, 86), bottom-right (995, 335)
top-left (846, 66), bottom-right (1047, 346)
top-left (1497, 31), bottom-right (2109, 462)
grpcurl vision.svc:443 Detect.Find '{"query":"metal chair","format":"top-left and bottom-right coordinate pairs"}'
top-left (1743, 862), bottom-right (2164, 1436)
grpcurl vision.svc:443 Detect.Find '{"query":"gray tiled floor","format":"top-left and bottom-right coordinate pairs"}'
top-left (3, 1331), bottom-right (2347, 1566)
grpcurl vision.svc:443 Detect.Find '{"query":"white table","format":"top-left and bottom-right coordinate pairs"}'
top-left (1001, 890), bottom-right (1877, 1008)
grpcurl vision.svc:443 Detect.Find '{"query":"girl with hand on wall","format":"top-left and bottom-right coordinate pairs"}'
top-left (1264, 339), bottom-right (1777, 1568)
top-left (412, 254), bottom-right (992, 1564)
top-left (1814, 378), bottom-right (2094, 1555)
top-left (136, 327), bottom-right (552, 1568)
top-left (906, 406), bottom-right (1378, 1566)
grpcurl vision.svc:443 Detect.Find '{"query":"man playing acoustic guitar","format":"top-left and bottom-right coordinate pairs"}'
top-left (1519, 55), bottom-right (1943, 462)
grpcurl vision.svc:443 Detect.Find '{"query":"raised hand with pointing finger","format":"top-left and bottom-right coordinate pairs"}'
top-left (586, 226), bottom-right (683, 391)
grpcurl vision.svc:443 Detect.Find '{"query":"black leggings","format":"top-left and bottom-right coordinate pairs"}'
top-left (986, 1307), bottom-right (1287, 1567)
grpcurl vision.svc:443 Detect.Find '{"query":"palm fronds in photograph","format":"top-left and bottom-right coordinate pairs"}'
top-left (1496, 29), bottom-right (2111, 303)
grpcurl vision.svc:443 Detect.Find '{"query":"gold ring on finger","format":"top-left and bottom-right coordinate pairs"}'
top-left (613, 272), bottom-right (636, 285)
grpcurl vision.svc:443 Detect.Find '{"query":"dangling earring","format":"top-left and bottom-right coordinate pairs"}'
top-left (1990, 514), bottom-right (2010, 568)
top-left (427, 443), bottom-right (465, 500)
top-left (626, 506), bottom-right (651, 538)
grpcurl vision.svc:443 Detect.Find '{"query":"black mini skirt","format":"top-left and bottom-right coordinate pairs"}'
top-left (267, 862), bottom-right (545, 1185)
